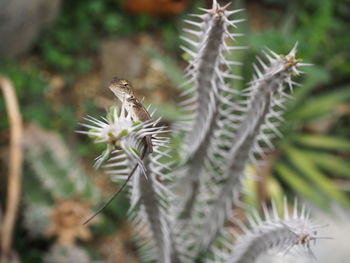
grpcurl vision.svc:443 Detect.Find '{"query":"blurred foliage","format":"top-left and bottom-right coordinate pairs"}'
top-left (0, 61), bottom-right (51, 129)
top-left (230, 0), bottom-right (350, 210)
top-left (0, 0), bottom-right (183, 136)
top-left (37, 0), bottom-right (182, 73)
top-left (1, 0), bottom-right (350, 261)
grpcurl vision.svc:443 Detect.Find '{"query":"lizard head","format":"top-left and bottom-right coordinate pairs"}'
top-left (109, 77), bottom-right (134, 101)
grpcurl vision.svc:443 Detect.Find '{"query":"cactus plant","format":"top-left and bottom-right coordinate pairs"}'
top-left (80, 1), bottom-right (325, 262)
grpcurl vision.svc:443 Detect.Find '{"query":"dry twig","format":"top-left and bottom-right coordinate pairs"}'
top-left (0, 77), bottom-right (23, 262)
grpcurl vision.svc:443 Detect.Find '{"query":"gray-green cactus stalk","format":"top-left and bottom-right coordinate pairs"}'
top-left (79, 1), bottom-right (324, 263)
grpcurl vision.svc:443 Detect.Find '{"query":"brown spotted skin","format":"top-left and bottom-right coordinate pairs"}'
top-left (127, 96), bottom-right (153, 153)
top-left (125, 96), bottom-right (153, 153)
top-left (109, 78), bottom-right (153, 153)
top-left (126, 96), bottom-right (151, 122)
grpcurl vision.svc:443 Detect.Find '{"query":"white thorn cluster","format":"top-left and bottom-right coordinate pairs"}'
top-left (80, 104), bottom-right (177, 263)
top-left (205, 199), bottom-right (322, 263)
top-left (78, 105), bottom-right (165, 169)
top-left (79, 106), bottom-right (134, 143)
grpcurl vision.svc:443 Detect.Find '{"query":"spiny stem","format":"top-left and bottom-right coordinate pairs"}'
top-left (197, 46), bottom-right (304, 253)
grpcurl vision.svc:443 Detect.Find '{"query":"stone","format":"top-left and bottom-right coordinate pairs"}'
top-left (0, 0), bottom-right (60, 57)
top-left (100, 38), bottom-right (148, 87)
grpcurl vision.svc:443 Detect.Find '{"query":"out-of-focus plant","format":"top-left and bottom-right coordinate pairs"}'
top-left (37, 0), bottom-right (183, 73)
top-left (80, 1), bottom-right (327, 262)
top-left (0, 63), bottom-right (52, 129)
top-left (20, 124), bottom-right (100, 261)
top-left (0, 61), bottom-right (80, 136)
top-left (233, 0), bottom-right (350, 210)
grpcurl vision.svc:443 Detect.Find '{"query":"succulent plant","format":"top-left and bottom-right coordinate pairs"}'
top-left (80, 1), bottom-right (325, 262)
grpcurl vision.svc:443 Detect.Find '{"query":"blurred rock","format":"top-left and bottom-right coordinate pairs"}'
top-left (72, 71), bottom-right (105, 116)
top-left (101, 38), bottom-right (148, 87)
top-left (0, 0), bottom-right (60, 57)
top-left (101, 36), bottom-right (177, 104)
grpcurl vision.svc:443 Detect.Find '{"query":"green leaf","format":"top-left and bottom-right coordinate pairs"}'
top-left (297, 66), bottom-right (330, 94)
top-left (288, 87), bottom-right (350, 121)
top-left (294, 134), bottom-right (350, 151)
top-left (284, 146), bottom-right (350, 208)
top-left (275, 163), bottom-right (326, 207)
top-left (306, 151), bottom-right (350, 179)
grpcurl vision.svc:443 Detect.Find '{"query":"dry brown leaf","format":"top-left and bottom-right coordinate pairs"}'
top-left (46, 198), bottom-right (93, 246)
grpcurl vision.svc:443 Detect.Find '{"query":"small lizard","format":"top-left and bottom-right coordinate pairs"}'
top-left (83, 78), bottom-right (153, 225)
top-left (109, 78), bottom-right (153, 153)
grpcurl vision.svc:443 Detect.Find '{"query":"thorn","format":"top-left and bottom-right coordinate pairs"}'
top-left (225, 8), bottom-right (245, 17)
top-left (264, 46), bottom-right (279, 59)
top-left (289, 41), bottom-right (299, 57)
